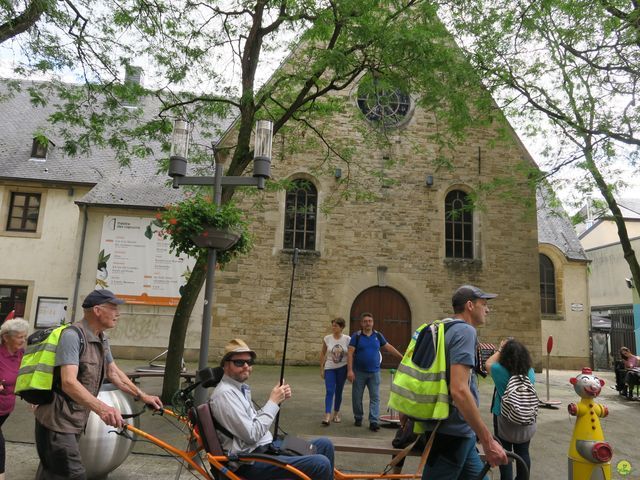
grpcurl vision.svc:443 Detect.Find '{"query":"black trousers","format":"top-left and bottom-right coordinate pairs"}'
top-left (35, 420), bottom-right (86, 480)
top-left (0, 414), bottom-right (8, 473)
top-left (614, 361), bottom-right (627, 392)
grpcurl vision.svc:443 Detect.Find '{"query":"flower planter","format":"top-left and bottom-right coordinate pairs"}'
top-left (191, 226), bottom-right (241, 250)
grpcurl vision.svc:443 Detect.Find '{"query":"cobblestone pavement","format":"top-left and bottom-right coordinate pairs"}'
top-left (4, 363), bottom-right (638, 479)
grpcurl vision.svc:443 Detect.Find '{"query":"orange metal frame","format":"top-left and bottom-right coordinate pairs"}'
top-left (123, 408), bottom-right (422, 480)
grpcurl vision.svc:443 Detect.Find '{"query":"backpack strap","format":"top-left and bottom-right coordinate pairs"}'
top-left (353, 329), bottom-right (385, 359)
top-left (66, 324), bottom-right (86, 356)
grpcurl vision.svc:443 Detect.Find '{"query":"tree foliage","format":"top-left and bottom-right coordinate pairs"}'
top-left (2, 0), bottom-right (511, 400)
top-left (444, 0), bottom-right (640, 300)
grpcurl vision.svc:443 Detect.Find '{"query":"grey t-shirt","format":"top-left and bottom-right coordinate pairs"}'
top-left (56, 324), bottom-right (113, 366)
top-left (420, 321), bottom-right (478, 438)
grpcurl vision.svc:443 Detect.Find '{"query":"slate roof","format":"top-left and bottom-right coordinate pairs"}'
top-left (0, 80), bottom-right (235, 208)
top-left (537, 186), bottom-right (588, 261)
top-left (616, 199), bottom-right (640, 219)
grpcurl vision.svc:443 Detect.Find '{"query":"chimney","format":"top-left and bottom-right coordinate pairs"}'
top-left (585, 194), bottom-right (593, 228)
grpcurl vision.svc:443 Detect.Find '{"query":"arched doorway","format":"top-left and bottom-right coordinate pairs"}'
top-left (350, 286), bottom-right (412, 368)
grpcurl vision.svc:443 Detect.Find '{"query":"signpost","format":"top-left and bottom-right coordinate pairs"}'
top-left (539, 335), bottom-right (562, 409)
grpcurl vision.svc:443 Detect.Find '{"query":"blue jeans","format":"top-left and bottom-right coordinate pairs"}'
top-left (352, 370), bottom-right (380, 423)
top-left (324, 366), bottom-right (348, 413)
top-left (421, 433), bottom-right (488, 480)
top-left (236, 437), bottom-right (334, 480)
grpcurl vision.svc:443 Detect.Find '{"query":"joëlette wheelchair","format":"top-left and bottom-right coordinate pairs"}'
top-left (121, 367), bottom-right (527, 480)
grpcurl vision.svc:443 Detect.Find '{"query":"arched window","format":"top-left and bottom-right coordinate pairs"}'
top-left (284, 179), bottom-right (317, 250)
top-left (539, 254), bottom-right (556, 314)
top-left (445, 190), bottom-right (473, 259)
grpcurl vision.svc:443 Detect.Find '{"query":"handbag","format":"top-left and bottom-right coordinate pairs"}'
top-left (278, 435), bottom-right (317, 456)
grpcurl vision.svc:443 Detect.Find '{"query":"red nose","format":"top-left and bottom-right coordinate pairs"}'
top-left (592, 442), bottom-right (612, 462)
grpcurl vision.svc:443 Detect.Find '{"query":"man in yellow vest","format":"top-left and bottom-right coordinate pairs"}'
top-left (34, 289), bottom-right (163, 479)
top-left (420, 285), bottom-right (508, 479)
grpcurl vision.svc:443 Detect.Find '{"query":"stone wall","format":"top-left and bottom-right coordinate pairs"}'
top-left (205, 89), bottom-right (544, 368)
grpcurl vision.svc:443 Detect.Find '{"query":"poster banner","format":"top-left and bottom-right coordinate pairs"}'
top-left (96, 216), bottom-right (194, 306)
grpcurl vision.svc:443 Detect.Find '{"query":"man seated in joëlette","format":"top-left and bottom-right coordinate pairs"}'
top-left (209, 338), bottom-right (335, 480)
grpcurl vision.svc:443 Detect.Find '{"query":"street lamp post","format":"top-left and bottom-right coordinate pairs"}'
top-left (168, 119), bottom-right (273, 405)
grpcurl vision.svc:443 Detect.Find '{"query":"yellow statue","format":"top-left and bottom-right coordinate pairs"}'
top-left (567, 368), bottom-right (612, 480)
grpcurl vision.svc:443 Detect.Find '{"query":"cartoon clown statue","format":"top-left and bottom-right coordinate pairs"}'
top-left (567, 368), bottom-right (612, 480)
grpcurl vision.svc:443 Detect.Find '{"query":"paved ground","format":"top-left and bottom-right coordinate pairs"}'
top-left (4, 361), bottom-right (639, 479)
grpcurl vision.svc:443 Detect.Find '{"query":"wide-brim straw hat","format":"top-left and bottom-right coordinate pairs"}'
top-left (221, 338), bottom-right (257, 366)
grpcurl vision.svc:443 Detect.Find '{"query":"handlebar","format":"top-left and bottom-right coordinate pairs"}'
top-left (476, 451), bottom-right (529, 480)
top-left (171, 367), bottom-right (224, 414)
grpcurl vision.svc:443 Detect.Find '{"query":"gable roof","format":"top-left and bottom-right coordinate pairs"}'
top-left (0, 80), bottom-right (234, 208)
top-left (537, 187), bottom-right (588, 261)
top-left (575, 198), bottom-right (640, 240)
top-left (616, 199), bottom-right (640, 219)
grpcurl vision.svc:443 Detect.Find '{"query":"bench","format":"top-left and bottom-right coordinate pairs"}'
top-left (301, 434), bottom-right (486, 474)
top-left (126, 370), bottom-right (196, 385)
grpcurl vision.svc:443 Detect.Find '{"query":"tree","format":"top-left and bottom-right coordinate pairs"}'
top-left (3, 0), bottom-right (498, 401)
top-left (444, 0), bottom-right (640, 301)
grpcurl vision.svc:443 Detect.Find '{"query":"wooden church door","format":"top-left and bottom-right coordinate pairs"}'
top-left (350, 286), bottom-right (411, 368)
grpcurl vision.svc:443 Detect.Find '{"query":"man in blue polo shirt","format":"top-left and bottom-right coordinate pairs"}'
top-left (347, 312), bottom-right (403, 431)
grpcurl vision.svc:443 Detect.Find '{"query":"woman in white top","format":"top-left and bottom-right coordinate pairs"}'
top-left (319, 318), bottom-right (350, 425)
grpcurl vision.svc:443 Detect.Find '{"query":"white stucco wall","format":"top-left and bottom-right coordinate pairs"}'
top-left (539, 245), bottom-right (591, 369)
top-left (580, 220), bottom-right (640, 250)
top-left (0, 183), bottom-right (91, 328)
top-left (586, 237), bottom-right (640, 307)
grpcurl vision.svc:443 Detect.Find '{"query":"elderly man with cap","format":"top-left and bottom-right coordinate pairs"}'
top-left (419, 285), bottom-right (508, 480)
top-left (210, 338), bottom-right (335, 479)
top-left (35, 289), bottom-right (163, 480)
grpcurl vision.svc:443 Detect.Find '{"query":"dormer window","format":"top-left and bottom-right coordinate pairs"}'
top-left (30, 138), bottom-right (50, 161)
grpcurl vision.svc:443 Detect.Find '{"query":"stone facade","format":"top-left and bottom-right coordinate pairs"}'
top-left (202, 88), bottom-right (544, 368)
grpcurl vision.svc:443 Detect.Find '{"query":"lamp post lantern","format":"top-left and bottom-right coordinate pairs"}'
top-left (169, 118), bottom-right (273, 405)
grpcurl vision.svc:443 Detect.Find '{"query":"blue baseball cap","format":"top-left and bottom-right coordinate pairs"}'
top-left (82, 289), bottom-right (125, 308)
top-left (452, 285), bottom-right (497, 308)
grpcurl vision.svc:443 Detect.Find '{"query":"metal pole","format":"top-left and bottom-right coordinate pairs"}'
top-left (273, 248), bottom-right (299, 438)
top-left (194, 162), bottom-right (224, 406)
top-left (546, 335), bottom-right (552, 402)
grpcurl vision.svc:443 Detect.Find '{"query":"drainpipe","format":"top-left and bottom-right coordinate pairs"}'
top-left (71, 204), bottom-right (89, 323)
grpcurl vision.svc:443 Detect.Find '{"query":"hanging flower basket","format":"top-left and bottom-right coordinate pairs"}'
top-left (190, 226), bottom-right (241, 250)
top-left (150, 195), bottom-right (252, 268)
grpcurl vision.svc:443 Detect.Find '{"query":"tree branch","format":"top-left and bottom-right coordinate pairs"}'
top-left (0, 0), bottom-right (49, 44)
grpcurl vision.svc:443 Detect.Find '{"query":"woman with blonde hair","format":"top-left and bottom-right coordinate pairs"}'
top-left (0, 318), bottom-right (29, 479)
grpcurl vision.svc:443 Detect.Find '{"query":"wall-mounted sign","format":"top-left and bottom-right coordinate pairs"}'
top-left (96, 216), bottom-right (194, 306)
top-left (571, 303), bottom-right (584, 312)
top-left (35, 297), bottom-right (68, 328)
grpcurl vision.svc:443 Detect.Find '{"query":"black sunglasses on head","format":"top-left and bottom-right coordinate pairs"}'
top-left (229, 358), bottom-right (254, 367)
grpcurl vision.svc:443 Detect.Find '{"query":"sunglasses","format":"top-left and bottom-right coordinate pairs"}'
top-left (229, 358), bottom-right (254, 367)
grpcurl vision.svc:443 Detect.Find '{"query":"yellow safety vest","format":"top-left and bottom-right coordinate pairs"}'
top-left (15, 325), bottom-right (70, 403)
top-left (388, 320), bottom-right (453, 421)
